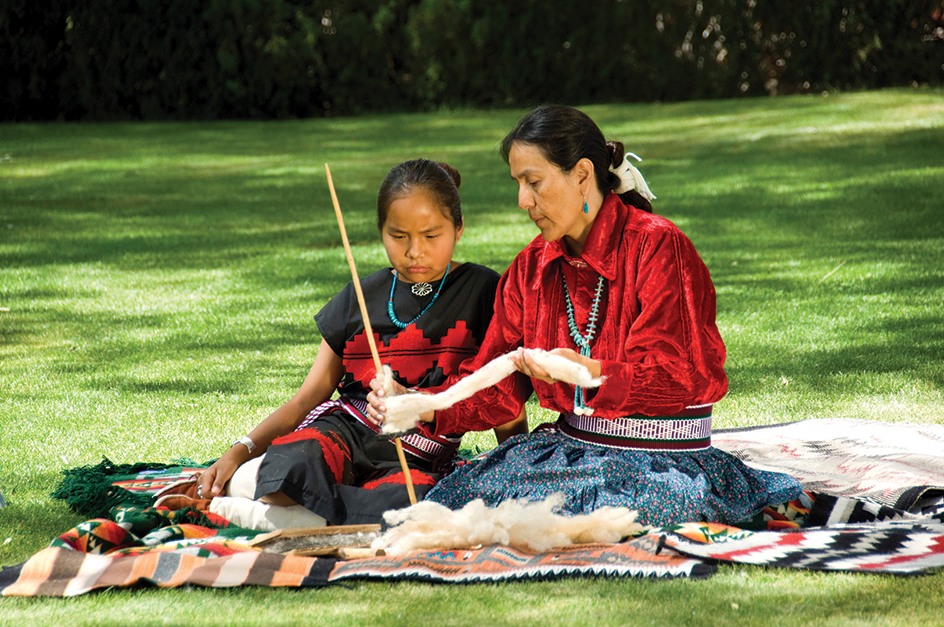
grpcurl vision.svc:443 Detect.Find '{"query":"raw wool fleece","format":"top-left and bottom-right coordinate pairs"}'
top-left (372, 494), bottom-right (644, 555)
top-left (380, 348), bottom-right (603, 435)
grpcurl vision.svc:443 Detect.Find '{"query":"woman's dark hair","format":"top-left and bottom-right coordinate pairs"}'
top-left (499, 104), bottom-right (653, 213)
top-left (377, 159), bottom-right (463, 229)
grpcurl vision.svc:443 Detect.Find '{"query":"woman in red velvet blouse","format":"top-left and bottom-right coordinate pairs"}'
top-left (372, 105), bottom-right (801, 526)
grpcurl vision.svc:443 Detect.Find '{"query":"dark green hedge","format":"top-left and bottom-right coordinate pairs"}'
top-left (2, 0), bottom-right (942, 120)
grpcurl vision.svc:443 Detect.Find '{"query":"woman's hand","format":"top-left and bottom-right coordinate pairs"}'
top-left (511, 347), bottom-right (602, 384)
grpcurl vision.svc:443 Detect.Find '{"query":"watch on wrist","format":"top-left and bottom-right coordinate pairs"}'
top-left (233, 435), bottom-right (256, 454)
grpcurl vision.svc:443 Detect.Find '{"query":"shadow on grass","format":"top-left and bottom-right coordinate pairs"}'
top-left (0, 491), bottom-right (86, 565)
top-left (680, 162), bottom-right (944, 258)
top-left (2, 295), bottom-right (332, 398)
top-left (0, 214), bottom-right (365, 271)
top-left (728, 313), bottom-right (944, 395)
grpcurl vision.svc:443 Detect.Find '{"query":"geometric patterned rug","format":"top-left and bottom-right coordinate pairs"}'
top-left (679, 419), bottom-right (944, 576)
top-left (659, 521), bottom-right (944, 576)
top-left (713, 418), bottom-right (944, 510)
top-left (327, 536), bottom-right (713, 584)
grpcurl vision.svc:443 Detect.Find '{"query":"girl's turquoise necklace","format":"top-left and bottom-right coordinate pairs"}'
top-left (562, 272), bottom-right (605, 415)
top-left (387, 263), bottom-right (451, 329)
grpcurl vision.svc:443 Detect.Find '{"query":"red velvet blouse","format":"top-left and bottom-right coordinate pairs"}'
top-left (431, 193), bottom-right (728, 436)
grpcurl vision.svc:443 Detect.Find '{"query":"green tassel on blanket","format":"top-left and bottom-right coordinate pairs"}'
top-left (51, 456), bottom-right (182, 519)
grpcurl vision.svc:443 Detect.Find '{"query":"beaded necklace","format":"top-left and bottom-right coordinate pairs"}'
top-left (387, 263), bottom-right (451, 329)
top-left (562, 272), bottom-right (605, 415)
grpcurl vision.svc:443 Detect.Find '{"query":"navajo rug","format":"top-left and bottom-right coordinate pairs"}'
top-left (663, 418), bottom-right (944, 575)
top-left (713, 418), bottom-right (944, 510)
top-left (659, 521), bottom-right (944, 575)
top-left (328, 536), bottom-right (713, 583)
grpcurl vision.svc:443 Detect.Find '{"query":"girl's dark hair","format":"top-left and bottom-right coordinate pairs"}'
top-left (377, 159), bottom-right (463, 229)
top-left (499, 104), bottom-right (653, 213)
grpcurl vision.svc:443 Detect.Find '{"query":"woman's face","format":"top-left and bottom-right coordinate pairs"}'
top-left (508, 142), bottom-right (591, 246)
top-left (382, 188), bottom-right (462, 284)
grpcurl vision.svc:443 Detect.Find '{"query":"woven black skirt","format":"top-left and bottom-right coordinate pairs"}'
top-left (255, 411), bottom-right (438, 525)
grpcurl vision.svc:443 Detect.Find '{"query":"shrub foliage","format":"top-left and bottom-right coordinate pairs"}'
top-left (2, 0), bottom-right (943, 120)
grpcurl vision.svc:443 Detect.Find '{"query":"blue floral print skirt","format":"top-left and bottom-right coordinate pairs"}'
top-left (426, 429), bottom-right (802, 526)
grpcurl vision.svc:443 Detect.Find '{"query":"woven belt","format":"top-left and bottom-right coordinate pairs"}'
top-left (558, 404), bottom-right (713, 451)
top-left (296, 397), bottom-right (460, 463)
top-left (338, 397), bottom-right (460, 463)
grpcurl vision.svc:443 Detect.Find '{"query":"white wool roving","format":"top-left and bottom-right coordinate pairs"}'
top-left (372, 495), bottom-right (644, 556)
top-left (380, 348), bottom-right (603, 435)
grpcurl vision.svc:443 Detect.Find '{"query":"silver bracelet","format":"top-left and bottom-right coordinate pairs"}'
top-left (232, 435), bottom-right (256, 453)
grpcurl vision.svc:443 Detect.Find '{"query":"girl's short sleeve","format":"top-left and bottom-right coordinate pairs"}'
top-left (314, 282), bottom-right (356, 358)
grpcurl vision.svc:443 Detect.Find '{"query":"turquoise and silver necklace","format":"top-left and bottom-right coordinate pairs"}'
top-left (562, 272), bottom-right (605, 415)
top-left (387, 263), bottom-right (451, 329)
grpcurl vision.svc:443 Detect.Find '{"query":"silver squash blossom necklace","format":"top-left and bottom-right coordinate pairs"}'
top-left (387, 263), bottom-right (451, 329)
top-left (411, 281), bottom-right (433, 296)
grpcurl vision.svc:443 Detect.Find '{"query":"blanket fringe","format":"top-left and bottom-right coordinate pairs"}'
top-left (51, 456), bottom-right (180, 518)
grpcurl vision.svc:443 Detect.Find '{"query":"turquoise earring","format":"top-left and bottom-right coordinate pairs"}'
top-left (583, 200), bottom-right (589, 214)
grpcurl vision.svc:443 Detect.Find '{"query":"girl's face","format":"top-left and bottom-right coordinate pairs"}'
top-left (508, 142), bottom-right (594, 249)
top-left (382, 188), bottom-right (463, 284)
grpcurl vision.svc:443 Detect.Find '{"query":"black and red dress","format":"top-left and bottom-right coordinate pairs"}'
top-left (254, 262), bottom-right (499, 525)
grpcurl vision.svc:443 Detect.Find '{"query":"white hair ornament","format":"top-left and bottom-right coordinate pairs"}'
top-left (610, 152), bottom-right (656, 200)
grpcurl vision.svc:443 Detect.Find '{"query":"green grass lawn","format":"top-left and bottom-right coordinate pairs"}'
top-left (1, 88), bottom-right (943, 625)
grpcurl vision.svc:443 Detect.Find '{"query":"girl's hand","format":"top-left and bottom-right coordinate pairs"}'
top-left (511, 348), bottom-right (601, 383)
top-left (365, 384), bottom-right (386, 427)
top-left (199, 460), bottom-right (234, 499)
top-left (199, 452), bottom-right (243, 498)
top-left (367, 375), bottom-right (436, 425)
top-left (366, 374), bottom-right (408, 426)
